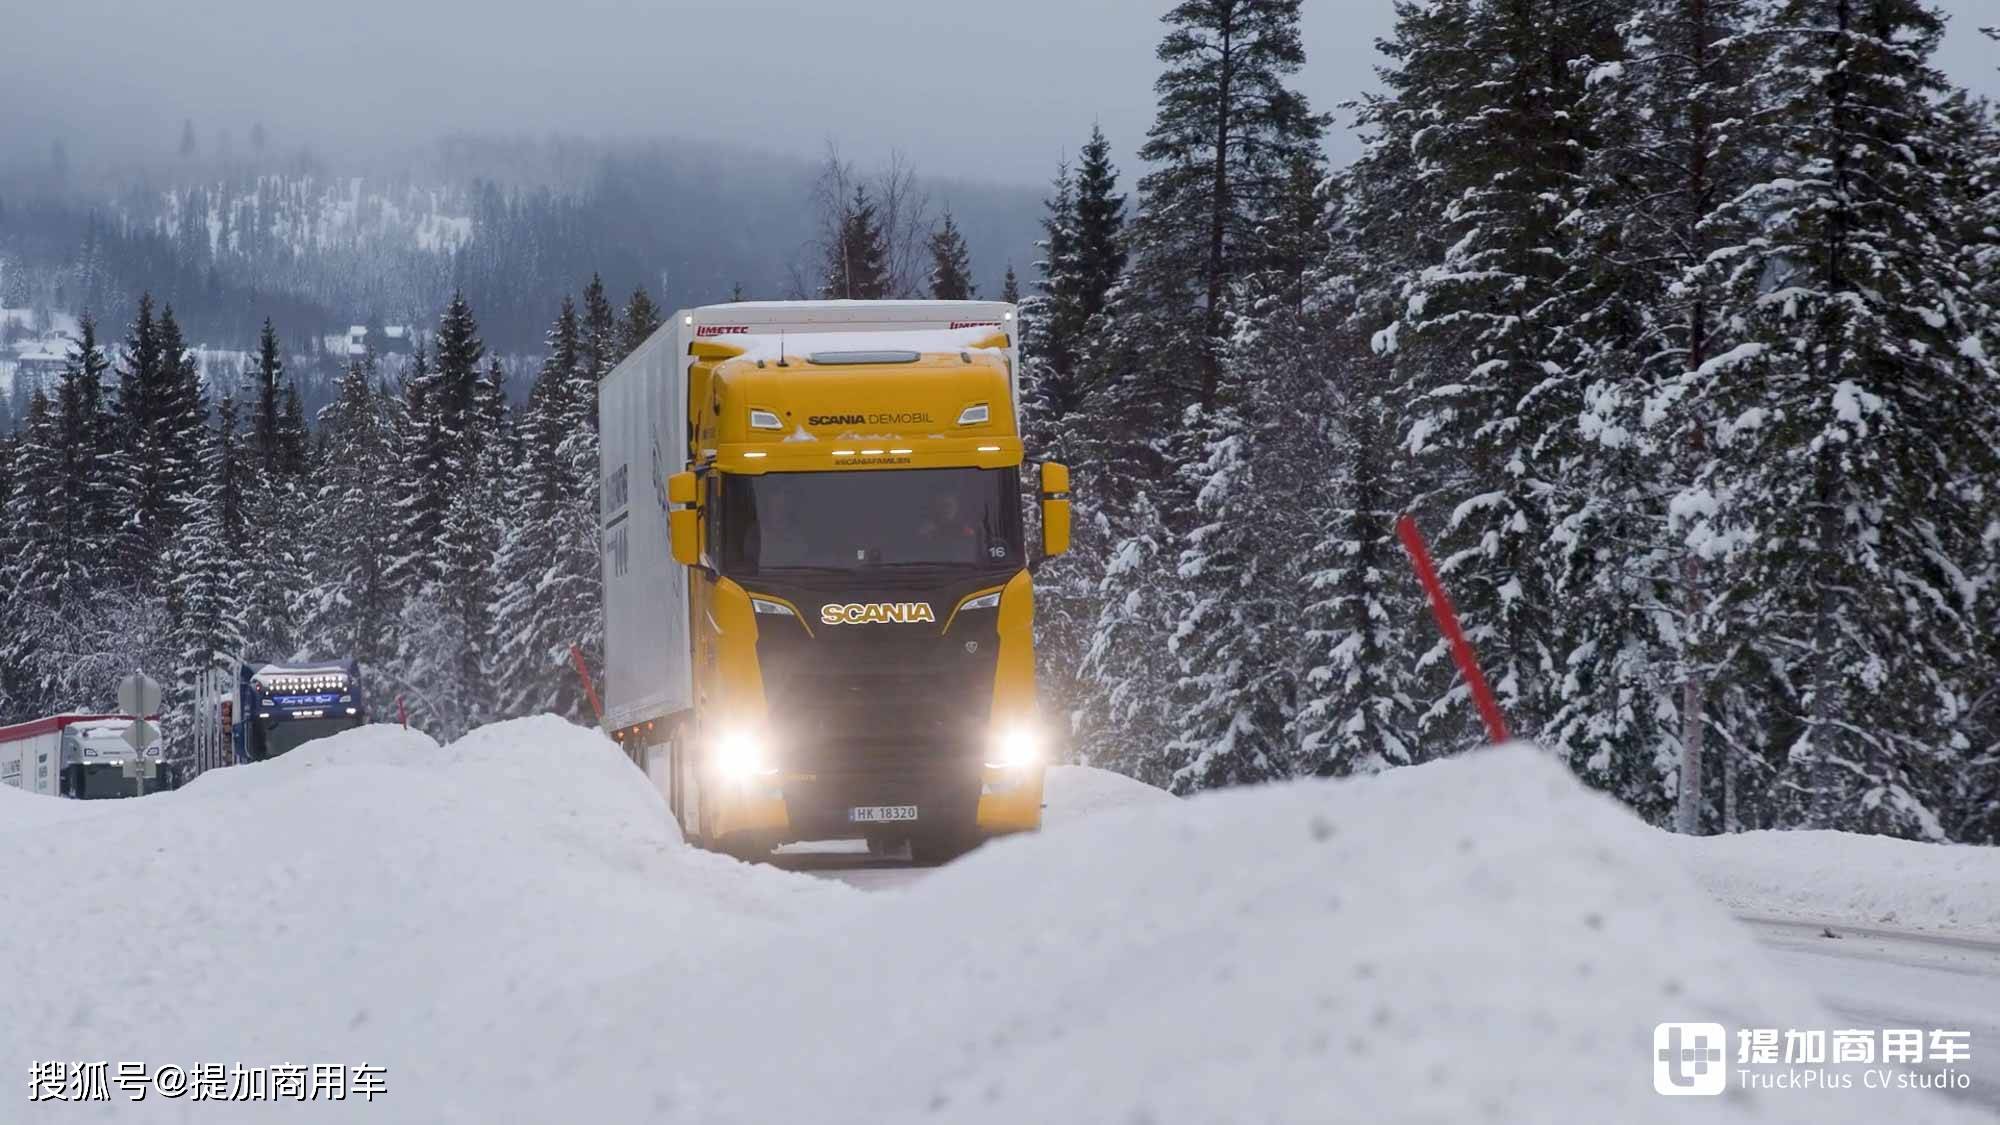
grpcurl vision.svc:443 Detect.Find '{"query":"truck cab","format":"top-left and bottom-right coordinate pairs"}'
top-left (599, 302), bottom-right (1071, 862)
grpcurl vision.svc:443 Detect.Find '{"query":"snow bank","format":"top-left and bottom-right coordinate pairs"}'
top-left (489, 745), bottom-right (1979, 1123)
top-left (1041, 762), bottom-right (1176, 826)
top-left (0, 717), bottom-right (858, 1121)
top-left (0, 782), bottom-right (116, 832)
top-left (1674, 829), bottom-right (2000, 939)
top-left (6, 729), bottom-right (1983, 1122)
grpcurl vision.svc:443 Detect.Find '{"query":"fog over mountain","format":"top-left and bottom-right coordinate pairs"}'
top-left (7, 0), bottom-right (1986, 184)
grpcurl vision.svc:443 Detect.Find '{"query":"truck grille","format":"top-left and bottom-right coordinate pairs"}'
top-left (757, 614), bottom-right (999, 774)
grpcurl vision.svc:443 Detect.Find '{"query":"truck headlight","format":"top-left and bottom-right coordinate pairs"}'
top-left (985, 725), bottom-right (1042, 770)
top-left (714, 727), bottom-right (778, 780)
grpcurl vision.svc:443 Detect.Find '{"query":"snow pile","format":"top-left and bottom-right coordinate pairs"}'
top-left (1674, 830), bottom-right (2000, 939)
top-left (492, 745), bottom-right (1977, 1123)
top-left (0, 717), bottom-right (858, 1120)
top-left (5, 727), bottom-right (1985, 1122)
top-left (0, 782), bottom-right (115, 832)
top-left (1041, 762), bottom-right (1177, 826)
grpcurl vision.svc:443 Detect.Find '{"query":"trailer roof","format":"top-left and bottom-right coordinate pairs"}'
top-left (0, 713), bottom-right (149, 742)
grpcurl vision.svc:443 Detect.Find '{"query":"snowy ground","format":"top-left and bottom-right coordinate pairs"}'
top-left (1676, 830), bottom-right (2000, 939)
top-left (3, 720), bottom-right (1993, 1122)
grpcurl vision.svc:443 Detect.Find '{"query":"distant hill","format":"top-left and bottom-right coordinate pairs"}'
top-left (0, 134), bottom-right (1045, 355)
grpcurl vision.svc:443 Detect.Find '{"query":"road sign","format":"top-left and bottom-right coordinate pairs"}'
top-left (118, 672), bottom-right (162, 719)
top-left (121, 718), bottom-right (160, 754)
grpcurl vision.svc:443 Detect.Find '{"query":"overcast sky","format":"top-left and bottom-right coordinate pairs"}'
top-left (2, 0), bottom-right (1994, 186)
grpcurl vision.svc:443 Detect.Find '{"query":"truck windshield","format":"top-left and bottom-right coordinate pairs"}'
top-left (717, 467), bottom-right (1022, 576)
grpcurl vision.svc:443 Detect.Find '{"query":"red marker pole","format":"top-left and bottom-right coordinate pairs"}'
top-left (397, 694), bottom-right (408, 729)
top-left (1396, 513), bottom-right (1511, 745)
top-left (570, 644), bottom-right (606, 728)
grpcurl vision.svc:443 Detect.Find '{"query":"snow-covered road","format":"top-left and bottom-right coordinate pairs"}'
top-left (1743, 917), bottom-right (2000, 1114)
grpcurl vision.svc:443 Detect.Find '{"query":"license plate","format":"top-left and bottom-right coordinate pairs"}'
top-left (849, 805), bottom-right (918, 823)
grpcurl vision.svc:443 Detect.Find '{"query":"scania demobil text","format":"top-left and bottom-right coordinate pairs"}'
top-left (597, 300), bottom-right (1071, 861)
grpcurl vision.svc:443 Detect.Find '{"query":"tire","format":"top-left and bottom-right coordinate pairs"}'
top-left (672, 730), bottom-right (706, 848)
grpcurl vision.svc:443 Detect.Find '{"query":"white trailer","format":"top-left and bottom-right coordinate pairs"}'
top-left (0, 713), bottom-right (167, 799)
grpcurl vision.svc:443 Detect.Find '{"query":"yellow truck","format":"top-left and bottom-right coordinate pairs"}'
top-left (597, 300), bottom-right (1070, 862)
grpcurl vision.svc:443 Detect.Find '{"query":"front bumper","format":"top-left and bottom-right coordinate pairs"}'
top-left (708, 762), bottom-right (1044, 843)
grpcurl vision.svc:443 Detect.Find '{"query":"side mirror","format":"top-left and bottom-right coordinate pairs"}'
top-left (667, 470), bottom-right (700, 567)
top-left (1039, 461), bottom-right (1071, 558)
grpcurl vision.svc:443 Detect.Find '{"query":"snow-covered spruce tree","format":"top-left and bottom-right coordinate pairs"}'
top-left (396, 298), bottom-right (507, 739)
top-left (580, 274), bottom-right (621, 385)
top-left (621, 285), bottom-right (663, 358)
top-left (160, 396), bottom-right (247, 775)
top-left (1078, 491), bottom-right (1182, 783)
top-left (54, 313), bottom-right (115, 580)
top-left (1950, 91), bottom-right (2000, 842)
top-left (108, 295), bottom-right (165, 585)
top-left (1384, 0), bottom-right (1625, 749)
top-left (925, 210), bottom-right (975, 300)
top-left (820, 186), bottom-right (892, 301)
top-left (0, 391), bottom-right (66, 716)
top-left (1159, 399), bottom-right (1297, 792)
top-left (1281, 173), bottom-right (1427, 778)
top-left (1537, 0), bottom-right (1769, 830)
top-left (1072, 125), bottom-right (1129, 333)
top-left (1020, 160), bottom-right (1079, 449)
top-left (1130, 0), bottom-right (1327, 408)
top-left (296, 356), bottom-right (400, 700)
top-left (385, 340), bottom-right (445, 597)
top-left (239, 319), bottom-right (305, 661)
top-left (493, 298), bottom-right (600, 721)
top-left (1706, 0), bottom-right (1999, 837)
top-left (0, 426), bottom-right (11, 715)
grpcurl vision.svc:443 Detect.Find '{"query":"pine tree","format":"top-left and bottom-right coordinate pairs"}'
top-left (53, 313), bottom-right (114, 587)
top-left (0, 391), bottom-right (65, 714)
top-left (1080, 492), bottom-right (1182, 783)
top-left (1385, 0), bottom-right (1625, 748)
top-left (820, 186), bottom-right (891, 300)
top-left (1000, 265), bottom-right (1019, 304)
top-left (161, 395), bottom-right (247, 769)
top-left (494, 297), bottom-right (600, 720)
top-left (1554, 0), bottom-right (1766, 829)
top-left (1706, 0), bottom-right (1998, 837)
top-left (580, 274), bottom-right (620, 383)
top-left (249, 319), bottom-right (286, 476)
top-left (1159, 402), bottom-right (1295, 792)
top-left (298, 358), bottom-right (399, 697)
top-left (1280, 180), bottom-right (1426, 777)
top-left (1071, 124), bottom-right (1128, 327)
top-left (395, 298), bottom-right (504, 738)
top-left (622, 285), bottom-right (663, 359)
top-left (1130, 0), bottom-right (1327, 406)
top-left (925, 209), bottom-right (976, 300)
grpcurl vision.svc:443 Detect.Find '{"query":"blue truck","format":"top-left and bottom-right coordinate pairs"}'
top-left (232, 658), bottom-right (368, 761)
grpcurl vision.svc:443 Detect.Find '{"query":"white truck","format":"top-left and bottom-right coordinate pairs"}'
top-left (0, 713), bottom-right (170, 799)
